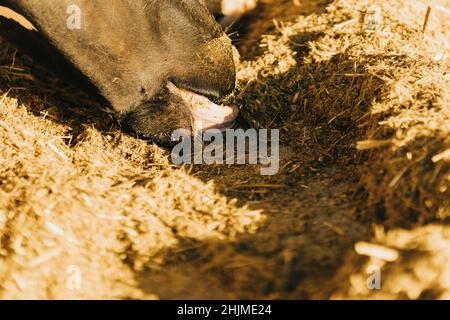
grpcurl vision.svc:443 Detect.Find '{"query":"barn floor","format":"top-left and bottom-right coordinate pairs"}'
top-left (0, 0), bottom-right (449, 299)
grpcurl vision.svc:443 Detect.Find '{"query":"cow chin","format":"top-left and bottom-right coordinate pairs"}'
top-left (120, 93), bottom-right (193, 146)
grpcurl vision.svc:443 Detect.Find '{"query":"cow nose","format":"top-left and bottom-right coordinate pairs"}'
top-left (170, 34), bottom-right (236, 99)
top-left (206, 34), bottom-right (236, 96)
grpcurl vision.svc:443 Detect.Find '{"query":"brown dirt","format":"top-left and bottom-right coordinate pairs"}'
top-left (0, 0), bottom-right (449, 299)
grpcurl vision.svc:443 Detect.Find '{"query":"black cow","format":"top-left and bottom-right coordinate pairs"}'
top-left (0, 0), bottom-right (240, 143)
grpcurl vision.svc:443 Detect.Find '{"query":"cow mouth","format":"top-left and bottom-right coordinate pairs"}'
top-left (166, 82), bottom-right (239, 132)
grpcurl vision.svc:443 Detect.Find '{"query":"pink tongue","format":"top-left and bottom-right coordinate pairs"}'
top-left (191, 103), bottom-right (239, 132)
top-left (167, 82), bottom-right (239, 132)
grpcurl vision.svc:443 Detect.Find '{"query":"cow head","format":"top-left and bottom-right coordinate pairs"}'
top-left (0, 0), bottom-right (238, 144)
top-left (121, 0), bottom-right (238, 143)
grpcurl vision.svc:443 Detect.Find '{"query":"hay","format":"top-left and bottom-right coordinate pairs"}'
top-left (227, 0), bottom-right (449, 299)
top-left (332, 224), bottom-right (450, 299)
top-left (0, 0), bottom-right (448, 299)
top-left (0, 79), bottom-right (263, 298)
top-left (232, 0), bottom-right (449, 226)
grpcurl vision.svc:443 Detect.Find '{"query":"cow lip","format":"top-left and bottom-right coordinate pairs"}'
top-left (169, 80), bottom-right (221, 101)
top-left (167, 82), bottom-right (239, 132)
